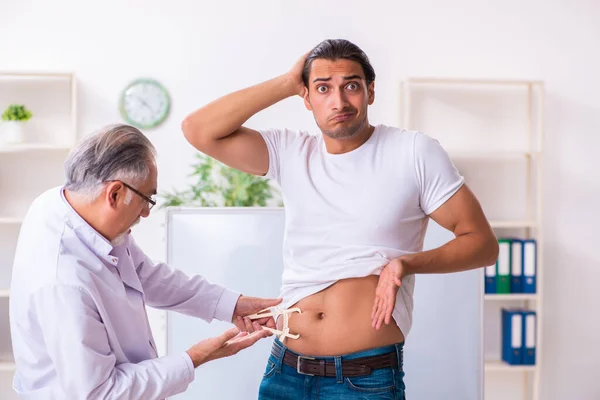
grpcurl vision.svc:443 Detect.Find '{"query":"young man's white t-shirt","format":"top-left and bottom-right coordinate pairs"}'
top-left (258, 124), bottom-right (464, 338)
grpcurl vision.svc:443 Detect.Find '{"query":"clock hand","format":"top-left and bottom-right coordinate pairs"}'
top-left (136, 96), bottom-right (152, 111)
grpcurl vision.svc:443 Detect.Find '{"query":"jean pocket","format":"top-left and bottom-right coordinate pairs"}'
top-left (345, 367), bottom-right (396, 393)
top-left (263, 356), bottom-right (277, 379)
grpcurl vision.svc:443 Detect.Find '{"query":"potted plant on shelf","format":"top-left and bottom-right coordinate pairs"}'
top-left (160, 153), bottom-right (281, 208)
top-left (1, 104), bottom-right (33, 144)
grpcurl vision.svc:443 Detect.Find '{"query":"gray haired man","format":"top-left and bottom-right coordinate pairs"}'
top-left (9, 124), bottom-right (280, 399)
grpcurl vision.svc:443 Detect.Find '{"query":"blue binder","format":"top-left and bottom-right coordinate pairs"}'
top-left (511, 239), bottom-right (524, 293)
top-left (501, 308), bottom-right (523, 365)
top-left (485, 262), bottom-right (497, 294)
top-left (522, 310), bottom-right (537, 365)
top-left (523, 239), bottom-right (537, 293)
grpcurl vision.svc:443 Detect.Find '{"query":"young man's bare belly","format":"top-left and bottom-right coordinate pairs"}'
top-left (276, 275), bottom-right (405, 356)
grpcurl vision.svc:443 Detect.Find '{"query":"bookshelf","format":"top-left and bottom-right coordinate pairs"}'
top-left (0, 71), bottom-right (77, 400)
top-left (401, 77), bottom-right (544, 400)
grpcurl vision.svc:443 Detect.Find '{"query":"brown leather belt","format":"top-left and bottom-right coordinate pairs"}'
top-left (271, 341), bottom-right (400, 378)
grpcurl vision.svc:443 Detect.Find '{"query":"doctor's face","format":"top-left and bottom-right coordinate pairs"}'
top-left (112, 162), bottom-right (158, 243)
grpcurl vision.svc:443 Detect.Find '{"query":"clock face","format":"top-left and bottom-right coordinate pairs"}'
top-left (120, 78), bottom-right (170, 129)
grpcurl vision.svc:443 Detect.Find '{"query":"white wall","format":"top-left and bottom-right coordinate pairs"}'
top-left (2, 1), bottom-right (599, 399)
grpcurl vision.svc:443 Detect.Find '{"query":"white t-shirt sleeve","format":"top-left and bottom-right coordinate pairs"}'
top-left (258, 128), bottom-right (283, 184)
top-left (413, 132), bottom-right (465, 215)
top-left (258, 128), bottom-right (306, 185)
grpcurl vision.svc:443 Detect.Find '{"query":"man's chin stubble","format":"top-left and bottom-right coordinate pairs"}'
top-left (322, 118), bottom-right (365, 140)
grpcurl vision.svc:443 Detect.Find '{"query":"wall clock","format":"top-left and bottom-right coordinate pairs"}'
top-left (119, 78), bottom-right (171, 129)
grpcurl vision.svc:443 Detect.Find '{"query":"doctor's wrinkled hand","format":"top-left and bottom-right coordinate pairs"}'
top-left (186, 327), bottom-right (271, 367)
top-left (232, 295), bottom-right (282, 333)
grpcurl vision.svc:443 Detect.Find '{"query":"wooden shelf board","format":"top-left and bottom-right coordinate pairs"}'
top-left (406, 77), bottom-right (543, 86)
top-left (484, 294), bottom-right (537, 301)
top-left (0, 143), bottom-right (71, 153)
top-left (0, 218), bottom-right (22, 225)
top-left (489, 220), bottom-right (538, 229)
top-left (485, 360), bottom-right (536, 372)
top-left (0, 361), bottom-right (16, 372)
top-left (449, 151), bottom-right (539, 159)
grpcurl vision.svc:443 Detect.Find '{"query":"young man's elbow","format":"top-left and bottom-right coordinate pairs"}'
top-left (181, 117), bottom-right (209, 150)
top-left (482, 235), bottom-right (499, 266)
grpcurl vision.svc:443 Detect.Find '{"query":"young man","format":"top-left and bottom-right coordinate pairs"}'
top-left (9, 124), bottom-right (280, 399)
top-left (181, 39), bottom-right (499, 399)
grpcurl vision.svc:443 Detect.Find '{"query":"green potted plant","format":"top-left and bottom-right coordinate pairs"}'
top-left (160, 153), bottom-right (282, 208)
top-left (1, 104), bottom-right (33, 144)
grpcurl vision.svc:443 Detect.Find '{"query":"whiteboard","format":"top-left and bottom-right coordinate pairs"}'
top-left (165, 207), bottom-right (483, 400)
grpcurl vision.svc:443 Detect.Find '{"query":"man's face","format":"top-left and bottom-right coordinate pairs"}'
top-left (303, 58), bottom-right (374, 140)
top-left (111, 162), bottom-right (158, 243)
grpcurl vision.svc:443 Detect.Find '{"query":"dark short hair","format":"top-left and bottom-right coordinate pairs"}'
top-left (302, 39), bottom-right (376, 87)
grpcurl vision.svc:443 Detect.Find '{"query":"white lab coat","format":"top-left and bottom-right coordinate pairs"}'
top-left (9, 187), bottom-right (241, 399)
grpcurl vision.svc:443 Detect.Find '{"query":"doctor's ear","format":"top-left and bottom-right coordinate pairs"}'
top-left (105, 181), bottom-right (123, 208)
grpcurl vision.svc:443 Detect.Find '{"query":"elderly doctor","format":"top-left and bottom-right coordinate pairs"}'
top-left (9, 124), bottom-right (280, 399)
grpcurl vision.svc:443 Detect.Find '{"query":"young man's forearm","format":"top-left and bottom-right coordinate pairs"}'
top-left (182, 74), bottom-right (298, 142)
top-left (401, 232), bottom-right (499, 276)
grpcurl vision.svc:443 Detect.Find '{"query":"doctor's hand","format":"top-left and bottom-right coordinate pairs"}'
top-left (371, 258), bottom-right (406, 330)
top-left (186, 327), bottom-right (270, 368)
top-left (232, 295), bottom-right (282, 333)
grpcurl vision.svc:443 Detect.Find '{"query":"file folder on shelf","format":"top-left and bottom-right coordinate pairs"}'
top-left (485, 263), bottom-right (496, 294)
top-left (496, 239), bottom-right (511, 294)
top-left (511, 239), bottom-right (524, 293)
top-left (501, 308), bottom-right (523, 365)
top-left (522, 310), bottom-right (537, 365)
top-left (523, 239), bottom-right (537, 293)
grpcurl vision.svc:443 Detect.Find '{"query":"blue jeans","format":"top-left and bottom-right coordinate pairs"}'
top-left (258, 338), bottom-right (406, 399)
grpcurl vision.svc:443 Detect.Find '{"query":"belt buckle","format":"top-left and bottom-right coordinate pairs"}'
top-left (296, 355), bottom-right (316, 376)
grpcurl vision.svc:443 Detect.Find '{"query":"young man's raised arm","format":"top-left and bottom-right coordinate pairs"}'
top-left (181, 55), bottom-right (306, 176)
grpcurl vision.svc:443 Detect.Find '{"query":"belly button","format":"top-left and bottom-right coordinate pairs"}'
top-left (318, 312), bottom-right (325, 320)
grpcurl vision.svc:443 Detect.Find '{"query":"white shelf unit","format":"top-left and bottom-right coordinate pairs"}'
top-left (0, 71), bottom-right (77, 399)
top-left (401, 77), bottom-right (544, 400)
